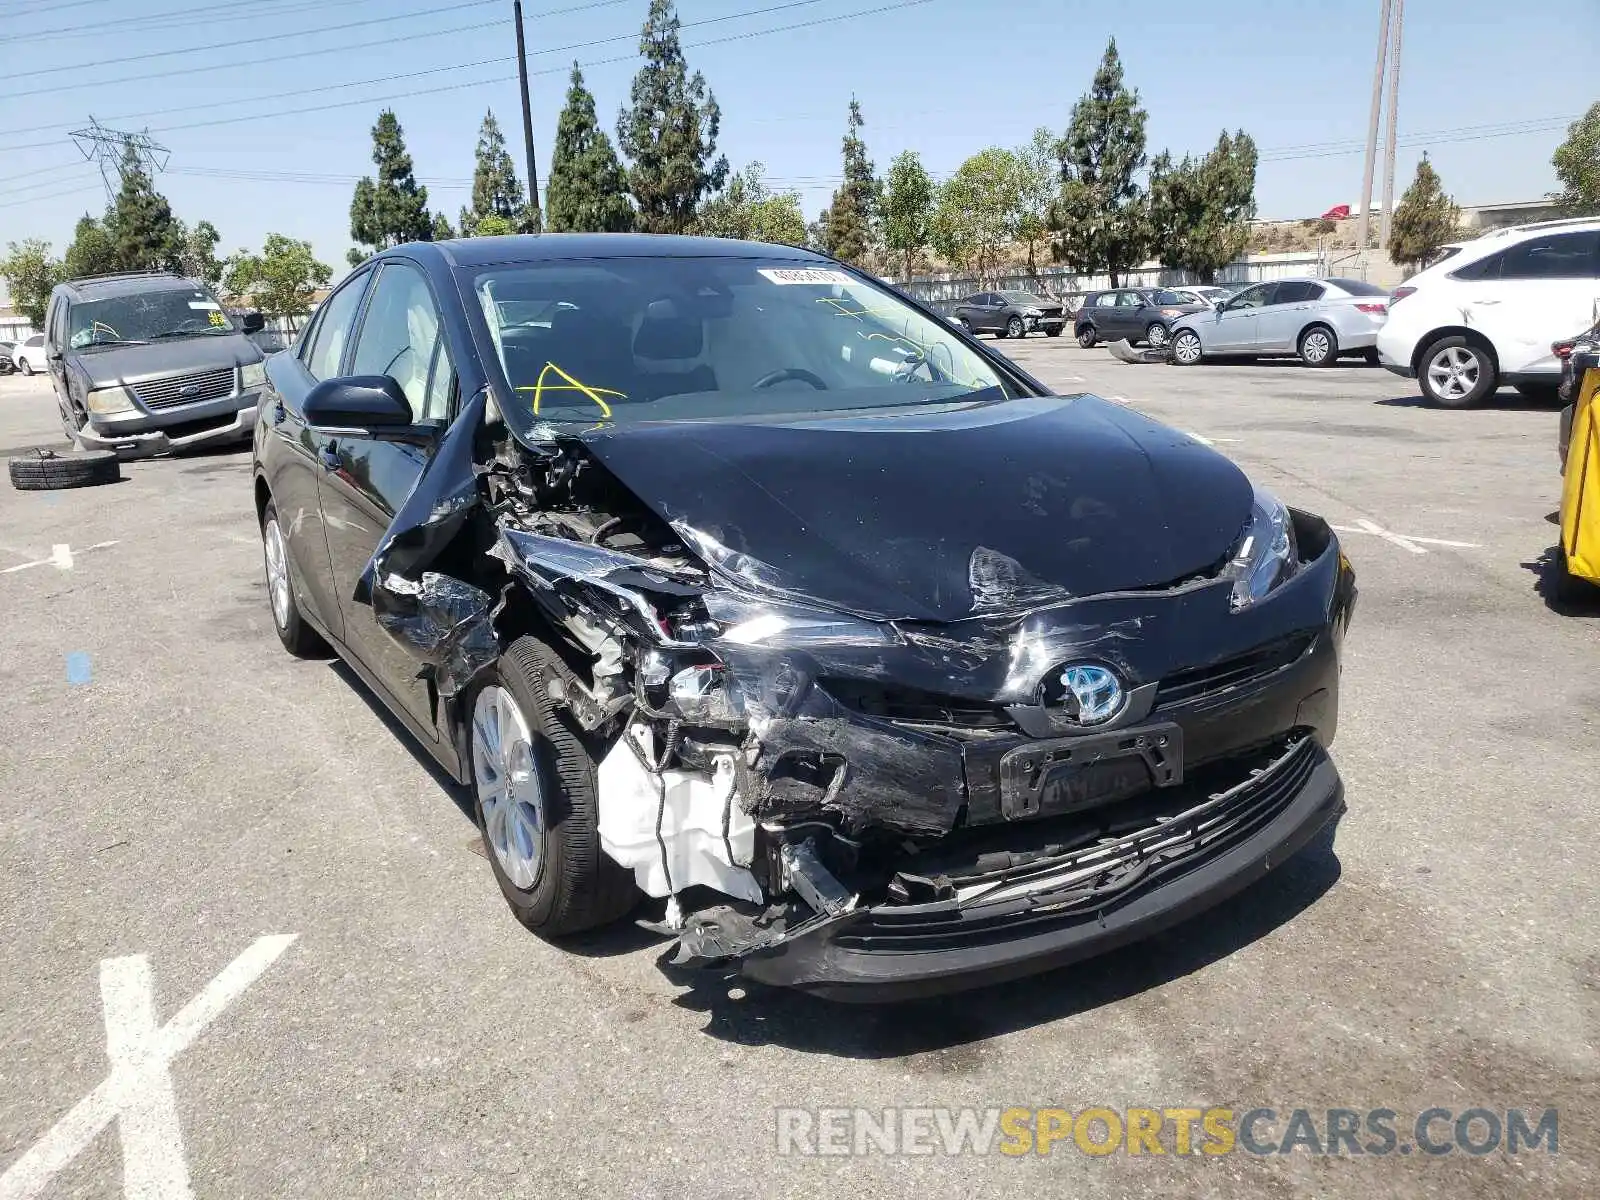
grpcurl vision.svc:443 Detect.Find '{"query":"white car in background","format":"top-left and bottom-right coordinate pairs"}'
top-left (1377, 218), bottom-right (1600, 407)
top-left (1167, 277), bottom-right (1392, 368)
top-left (1171, 285), bottom-right (1232, 306)
top-left (10, 333), bottom-right (46, 375)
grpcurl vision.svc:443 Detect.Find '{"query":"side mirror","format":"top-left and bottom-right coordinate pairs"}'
top-left (240, 311), bottom-right (266, 334)
top-left (303, 375), bottom-right (414, 432)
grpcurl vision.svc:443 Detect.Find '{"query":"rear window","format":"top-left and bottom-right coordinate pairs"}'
top-left (1325, 278), bottom-right (1388, 296)
top-left (1149, 290), bottom-right (1192, 305)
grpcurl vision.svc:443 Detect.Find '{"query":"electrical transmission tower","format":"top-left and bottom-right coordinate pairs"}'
top-left (69, 117), bottom-right (170, 203)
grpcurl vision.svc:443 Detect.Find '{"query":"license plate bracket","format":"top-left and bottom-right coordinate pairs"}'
top-left (998, 724), bottom-right (1183, 821)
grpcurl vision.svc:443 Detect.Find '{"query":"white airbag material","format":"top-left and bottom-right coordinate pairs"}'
top-left (596, 724), bottom-right (762, 904)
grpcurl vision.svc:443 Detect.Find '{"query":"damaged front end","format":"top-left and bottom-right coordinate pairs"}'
top-left (358, 392), bottom-right (1355, 1000)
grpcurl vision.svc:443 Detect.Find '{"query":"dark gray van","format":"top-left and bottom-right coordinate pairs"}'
top-left (43, 271), bottom-right (268, 455)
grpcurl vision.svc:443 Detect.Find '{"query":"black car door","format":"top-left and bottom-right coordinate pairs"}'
top-left (316, 258), bottom-right (457, 737)
top-left (260, 269), bottom-right (376, 641)
top-left (964, 293), bottom-right (990, 331)
top-left (955, 293), bottom-right (983, 329)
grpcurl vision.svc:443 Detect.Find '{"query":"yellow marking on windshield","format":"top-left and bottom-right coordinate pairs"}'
top-left (515, 361), bottom-right (626, 418)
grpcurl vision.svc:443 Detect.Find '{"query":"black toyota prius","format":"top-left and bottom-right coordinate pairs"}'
top-left (252, 234), bottom-right (1356, 1001)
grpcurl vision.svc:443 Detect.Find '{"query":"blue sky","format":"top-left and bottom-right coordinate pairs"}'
top-left (0, 0), bottom-right (1588, 278)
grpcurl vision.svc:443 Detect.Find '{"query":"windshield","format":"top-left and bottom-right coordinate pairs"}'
top-left (999, 291), bottom-right (1051, 305)
top-left (472, 257), bottom-right (1020, 427)
top-left (68, 288), bottom-right (234, 348)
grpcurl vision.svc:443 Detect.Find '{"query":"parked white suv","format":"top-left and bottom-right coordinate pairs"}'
top-left (1376, 219), bottom-right (1600, 407)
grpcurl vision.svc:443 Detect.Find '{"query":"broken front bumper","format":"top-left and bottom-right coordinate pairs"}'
top-left (733, 736), bottom-right (1344, 1001)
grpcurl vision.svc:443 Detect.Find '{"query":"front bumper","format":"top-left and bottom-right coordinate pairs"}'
top-left (82, 390), bottom-right (259, 456)
top-left (738, 737), bottom-right (1344, 1001)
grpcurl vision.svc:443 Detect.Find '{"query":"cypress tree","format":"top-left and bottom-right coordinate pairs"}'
top-left (548, 64), bottom-right (634, 233)
top-left (349, 109), bottom-right (433, 253)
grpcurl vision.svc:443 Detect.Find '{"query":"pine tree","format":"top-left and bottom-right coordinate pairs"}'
top-left (547, 63), bottom-right (634, 233)
top-left (349, 109), bottom-right (434, 254)
top-left (616, 0), bottom-right (727, 233)
top-left (1148, 130), bottom-right (1258, 283)
top-left (1050, 38), bottom-right (1149, 286)
top-left (1388, 154), bottom-right (1460, 271)
top-left (107, 146), bottom-right (184, 273)
top-left (822, 98), bottom-right (879, 267)
top-left (459, 111), bottom-right (530, 236)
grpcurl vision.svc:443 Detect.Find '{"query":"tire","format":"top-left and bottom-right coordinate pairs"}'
top-left (472, 635), bottom-right (639, 937)
top-left (18, 356), bottom-right (33, 376)
top-left (1145, 322), bottom-right (1169, 349)
top-left (8, 447), bottom-right (119, 490)
top-left (1298, 324), bottom-right (1337, 368)
top-left (1418, 335), bottom-right (1496, 408)
top-left (956, 316), bottom-right (972, 335)
top-left (1045, 326), bottom-right (1063, 338)
top-left (1169, 329), bottom-right (1203, 366)
top-left (260, 498), bottom-right (330, 657)
top-left (1363, 348), bottom-right (1381, 366)
top-left (1006, 316), bottom-right (1025, 339)
top-left (1076, 325), bottom-right (1098, 348)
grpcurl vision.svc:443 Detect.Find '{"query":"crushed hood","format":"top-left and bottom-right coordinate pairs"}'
top-left (573, 394), bottom-right (1254, 623)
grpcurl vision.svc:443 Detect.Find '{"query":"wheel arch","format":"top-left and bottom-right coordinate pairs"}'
top-left (1411, 325), bottom-right (1499, 377)
top-left (253, 472), bottom-right (272, 526)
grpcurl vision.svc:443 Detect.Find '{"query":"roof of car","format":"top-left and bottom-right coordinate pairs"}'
top-left (54, 271), bottom-right (200, 300)
top-left (413, 233), bottom-right (827, 268)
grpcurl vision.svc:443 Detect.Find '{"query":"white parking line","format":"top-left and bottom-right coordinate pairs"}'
top-left (1, 541), bottom-right (119, 574)
top-left (0, 935), bottom-right (297, 1200)
top-left (1330, 520), bottom-right (1482, 555)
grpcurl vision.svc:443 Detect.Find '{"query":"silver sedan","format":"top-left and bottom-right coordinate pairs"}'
top-left (1168, 277), bottom-right (1392, 368)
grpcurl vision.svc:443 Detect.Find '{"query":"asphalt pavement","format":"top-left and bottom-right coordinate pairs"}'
top-left (0, 345), bottom-right (1595, 1199)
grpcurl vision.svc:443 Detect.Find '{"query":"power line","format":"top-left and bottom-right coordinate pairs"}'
top-left (5, 0), bottom-right (823, 138)
top-left (0, 0), bottom-right (632, 103)
top-left (4, 0), bottom-right (502, 81)
top-left (0, 183), bottom-right (105, 211)
top-left (0, 168), bottom-right (100, 199)
top-left (0, 0), bottom-right (377, 43)
top-left (7, 0), bottom-right (934, 152)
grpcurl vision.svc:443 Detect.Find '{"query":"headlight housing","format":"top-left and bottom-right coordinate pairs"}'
top-left (1021, 307), bottom-right (1043, 317)
top-left (86, 385), bottom-right (135, 415)
top-left (241, 361), bottom-right (266, 389)
top-left (1223, 485), bottom-right (1298, 610)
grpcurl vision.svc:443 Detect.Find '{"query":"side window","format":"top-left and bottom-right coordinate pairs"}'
top-left (1275, 281), bottom-right (1317, 304)
top-left (1230, 283), bottom-right (1275, 309)
top-left (47, 301), bottom-right (65, 349)
top-left (305, 273), bottom-right (371, 381)
top-left (350, 262), bottom-right (445, 422)
top-left (1117, 291), bottom-right (1141, 307)
top-left (1095, 292), bottom-right (1118, 308)
top-left (1497, 231), bottom-right (1600, 280)
top-left (423, 339), bottom-right (456, 421)
top-left (1451, 252), bottom-right (1502, 282)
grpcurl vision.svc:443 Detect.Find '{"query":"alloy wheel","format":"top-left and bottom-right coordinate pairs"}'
top-left (262, 517), bottom-right (292, 631)
top-left (472, 684), bottom-right (546, 891)
top-left (1427, 345), bottom-right (1480, 401)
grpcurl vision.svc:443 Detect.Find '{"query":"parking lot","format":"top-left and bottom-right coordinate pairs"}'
top-left (1, 344), bottom-right (1596, 1197)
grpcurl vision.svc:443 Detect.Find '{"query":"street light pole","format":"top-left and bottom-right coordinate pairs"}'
top-left (1355, 0), bottom-right (1393, 270)
top-left (1379, 0), bottom-right (1406, 249)
top-left (514, 0), bottom-right (542, 233)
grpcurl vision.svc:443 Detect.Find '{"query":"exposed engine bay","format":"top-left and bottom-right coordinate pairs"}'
top-left (353, 388), bottom-right (1355, 990)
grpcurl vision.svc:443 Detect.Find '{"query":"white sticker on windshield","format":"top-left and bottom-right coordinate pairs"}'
top-left (758, 268), bottom-right (854, 286)
top-left (187, 300), bottom-right (222, 311)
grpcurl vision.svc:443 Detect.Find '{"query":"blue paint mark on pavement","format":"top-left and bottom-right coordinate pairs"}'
top-left (66, 651), bottom-right (92, 685)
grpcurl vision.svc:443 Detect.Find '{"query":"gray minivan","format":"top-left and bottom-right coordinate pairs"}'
top-left (43, 271), bottom-right (268, 455)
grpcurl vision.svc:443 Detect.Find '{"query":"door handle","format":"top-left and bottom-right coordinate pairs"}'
top-left (318, 445), bottom-right (341, 471)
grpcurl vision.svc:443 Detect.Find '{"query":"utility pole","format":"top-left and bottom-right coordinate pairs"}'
top-left (1378, 0), bottom-right (1406, 248)
top-left (513, 0), bottom-right (542, 233)
top-left (1354, 0), bottom-right (1393, 269)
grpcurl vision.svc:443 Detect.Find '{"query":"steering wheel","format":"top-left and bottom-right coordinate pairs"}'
top-left (753, 367), bottom-right (828, 391)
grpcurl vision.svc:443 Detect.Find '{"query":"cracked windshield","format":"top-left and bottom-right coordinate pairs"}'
top-left (68, 290), bottom-right (234, 347)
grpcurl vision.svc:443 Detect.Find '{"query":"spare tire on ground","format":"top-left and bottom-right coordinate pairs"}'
top-left (8, 448), bottom-right (121, 491)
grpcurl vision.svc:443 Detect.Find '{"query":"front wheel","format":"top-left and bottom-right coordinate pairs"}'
top-left (261, 498), bottom-right (330, 658)
top-left (1076, 325), bottom-right (1098, 348)
top-left (1145, 322), bottom-right (1169, 349)
top-left (1045, 326), bottom-right (1063, 338)
top-left (1298, 325), bottom-right (1337, 368)
top-left (1169, 329), bottom-right (1203, 365)
top-left (472, 636), bottom-right (639, 937)
top-left (18, 357), bottom-right (32, 376)
top-left (1419, 336), bottom-right (1495, 408)
top-left (1006, 316), bottom-right (1025, 339)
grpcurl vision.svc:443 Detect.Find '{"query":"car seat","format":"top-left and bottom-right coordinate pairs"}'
top-left (632, 303), bottom-right (717, 400)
